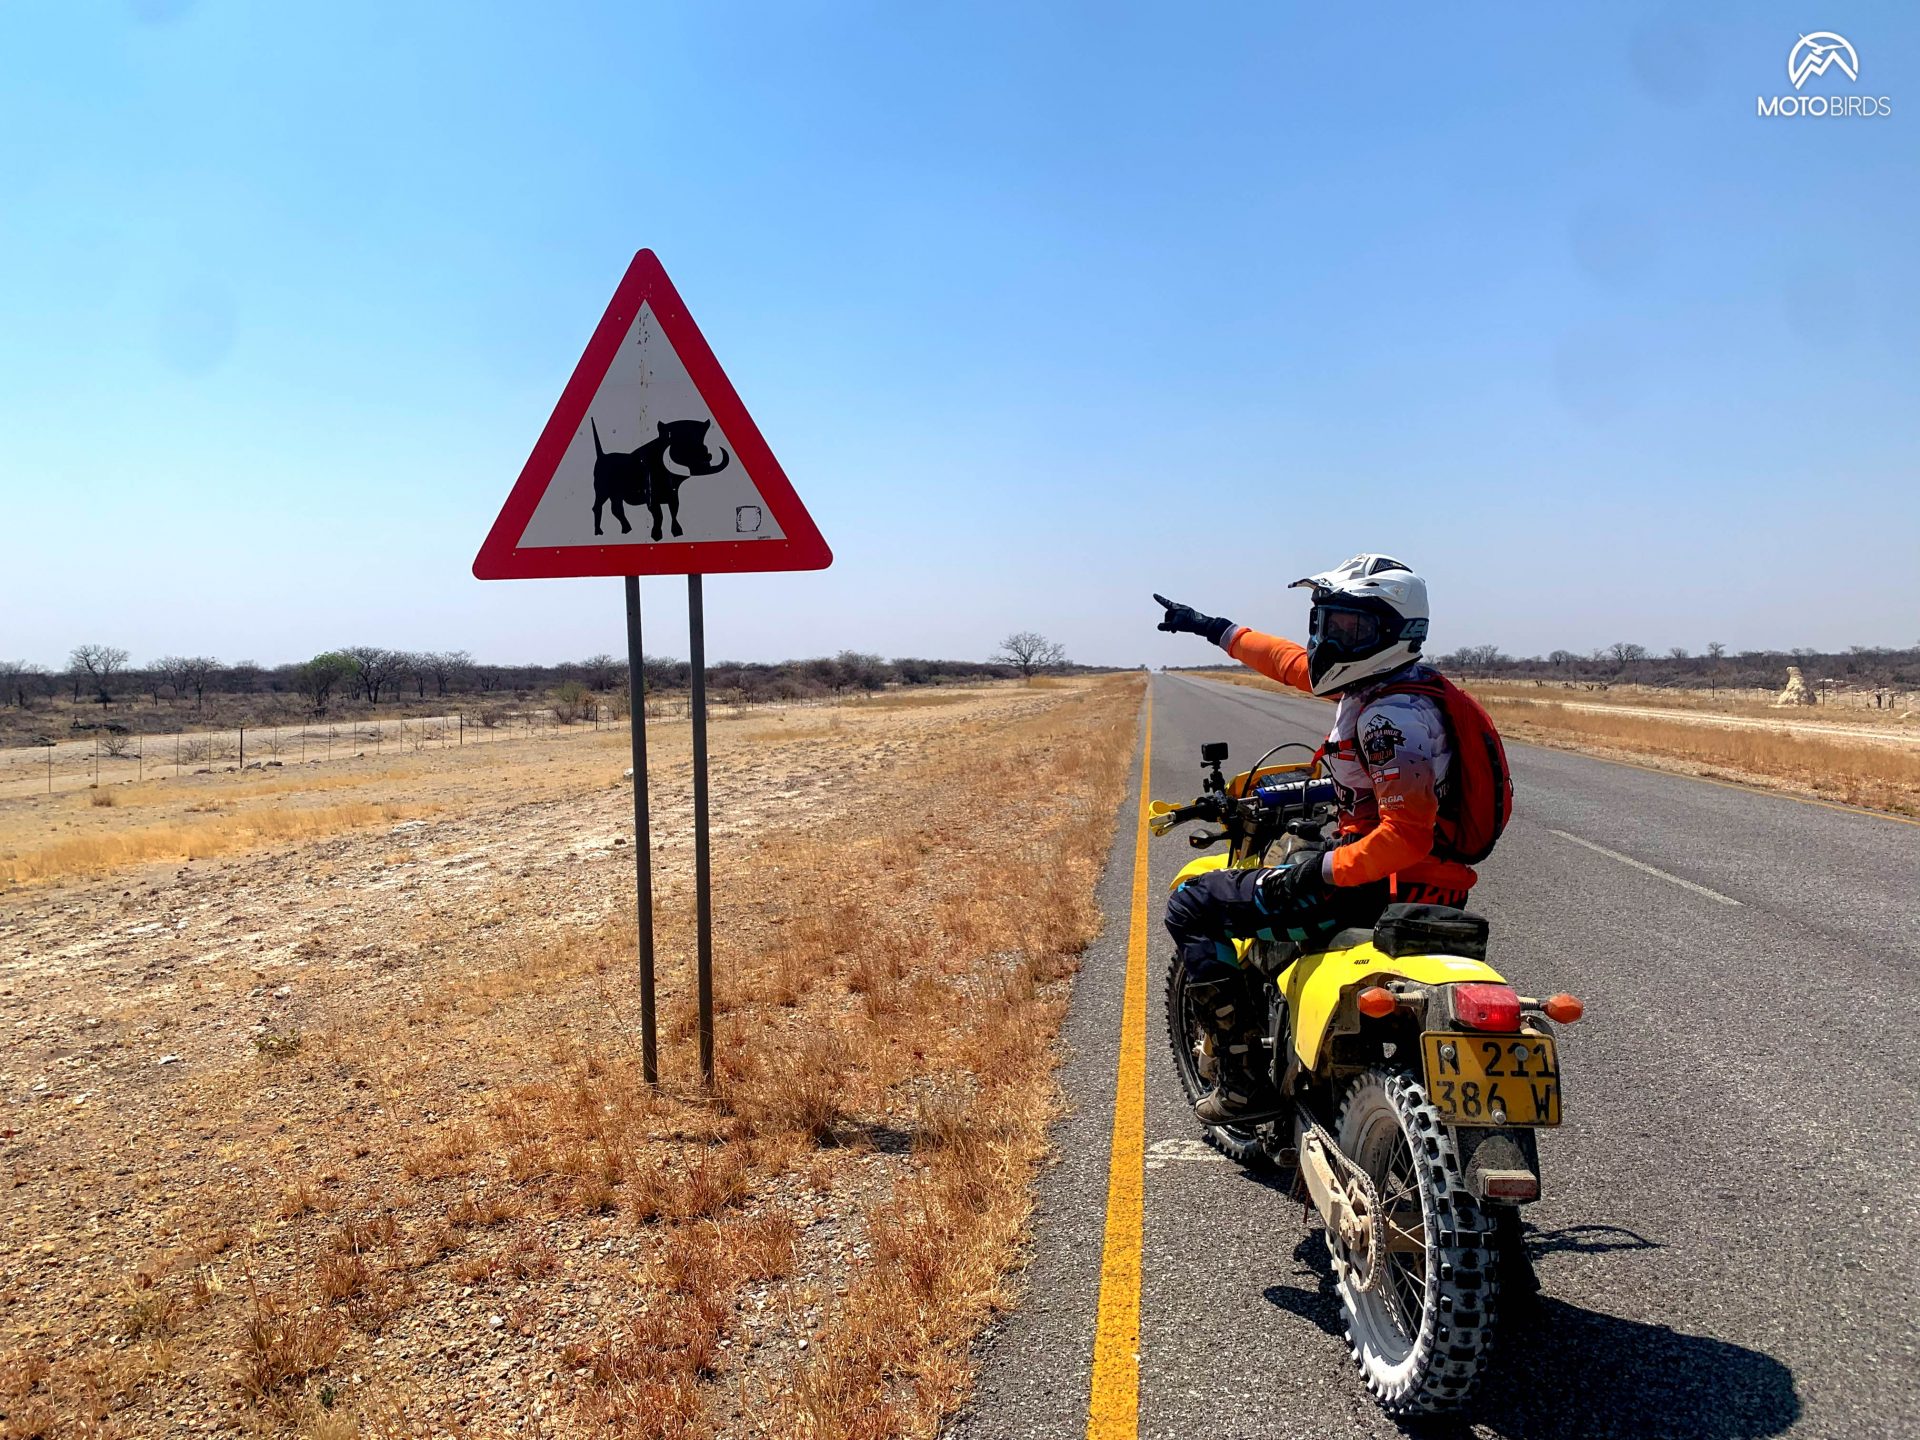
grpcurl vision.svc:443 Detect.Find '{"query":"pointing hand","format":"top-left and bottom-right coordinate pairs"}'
top-left (1153, 594), bottom-right (1233, 645)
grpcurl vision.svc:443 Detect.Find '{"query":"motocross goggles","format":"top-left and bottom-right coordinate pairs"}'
top-left (1305, 597), bottom-right (1414, 692)
top-left (1308, 602), bottom-right (1387, 651)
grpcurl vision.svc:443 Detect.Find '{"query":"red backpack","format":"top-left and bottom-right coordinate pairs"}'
top-left (1374, 673), bottom-right (1513, 865)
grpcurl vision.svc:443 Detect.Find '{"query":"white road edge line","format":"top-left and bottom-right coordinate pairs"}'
top-left (1547, 828), bottom-right (1742, 907)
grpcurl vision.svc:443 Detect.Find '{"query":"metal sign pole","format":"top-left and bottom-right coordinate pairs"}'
top-left (624, 576), bottom-right (658, 1085)
top-left (688, 573), bottom-right (715, 1087)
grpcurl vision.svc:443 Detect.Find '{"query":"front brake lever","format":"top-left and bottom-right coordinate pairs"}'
top-left (1189, 829), bottom-right (1229, 849)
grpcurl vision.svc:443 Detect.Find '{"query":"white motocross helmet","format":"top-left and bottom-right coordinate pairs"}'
top-left (1288, 554), bottom-right (1431, 696)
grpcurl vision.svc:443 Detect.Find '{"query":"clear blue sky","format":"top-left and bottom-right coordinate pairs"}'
top-left (1, 2), bottom-right (1914, 671)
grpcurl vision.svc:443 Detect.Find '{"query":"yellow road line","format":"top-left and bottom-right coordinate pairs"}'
top-left (1088, 692), bottom-right (1151, 1440)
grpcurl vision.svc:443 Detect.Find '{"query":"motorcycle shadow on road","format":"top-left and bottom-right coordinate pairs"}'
top-left (1264, 1224), bottom-right (1801, 1439)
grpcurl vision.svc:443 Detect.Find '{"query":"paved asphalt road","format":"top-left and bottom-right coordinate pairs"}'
top-left (951, 673), bottom-right (1919, 1440)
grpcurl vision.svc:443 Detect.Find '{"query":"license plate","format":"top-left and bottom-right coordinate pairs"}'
top-left (1421, 1031), bottom-right (1561, 1127)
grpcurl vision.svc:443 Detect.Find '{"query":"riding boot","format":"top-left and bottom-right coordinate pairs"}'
top-left (1187, 972), bottom-right (1286, 1125)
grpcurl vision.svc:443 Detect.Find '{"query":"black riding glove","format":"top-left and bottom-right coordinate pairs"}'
top-left (1259, 851), bottom-right (1328, 910)
top-left (1153, 594), bottom-right (1234, 646)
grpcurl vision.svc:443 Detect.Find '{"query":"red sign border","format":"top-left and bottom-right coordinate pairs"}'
top-left (473, 250), bottom-right (831, 580)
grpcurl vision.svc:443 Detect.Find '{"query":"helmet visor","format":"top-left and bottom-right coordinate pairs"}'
top-left (1309, 604), bottom-right (1385, 651)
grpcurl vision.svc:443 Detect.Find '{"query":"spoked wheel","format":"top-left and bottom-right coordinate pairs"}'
top-left (1332, 1069), bottom-right (1498, 1414)
top-left (1162, 954), bottom-right (1267, 1167)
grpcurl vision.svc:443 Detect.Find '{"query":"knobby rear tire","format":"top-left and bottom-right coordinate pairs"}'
top-left (1333, 1067), bottom-right (1498, 1415)
top-left (1162, 953), bottom-right (1268, 1168)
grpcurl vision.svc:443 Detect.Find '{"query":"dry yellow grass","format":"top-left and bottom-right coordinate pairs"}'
top-left (2, 677), bottom-right (1141, 1438)
top-left (1467, 679), bottom-right (1918, 727)
top-left (0, 800), bottom-right (431, 885)
top-left (1481, 697), bottom-right (1920, 817)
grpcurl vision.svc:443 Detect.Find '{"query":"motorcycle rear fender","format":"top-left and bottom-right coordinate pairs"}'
top-left (1279, 939), bottom-right (1507, 1071)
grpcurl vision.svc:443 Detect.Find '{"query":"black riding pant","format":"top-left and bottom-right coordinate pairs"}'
top-left (1165, 868), bottom-right (1474, 984)
top-left (1164, 867), bottom-right (1383, 985)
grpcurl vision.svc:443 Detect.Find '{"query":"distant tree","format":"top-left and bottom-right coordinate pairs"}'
top-left (69, 644), bottom-right (131, 707)
top-left (341, 645), bottom-right (405, 704)
top-left (995, 631), bottom-right (1067, 680)
top-left (639, 654), bottom-right (685, 694)
top-left (227, 659), bottom-right (261, 694)
top-left (425, 650), bottom-right (471, 697)
top-left (1607, 642), bottom-right (1649, 665)
top-left (296, 651), bottom-right (359, 713)
top-left (1706, 641), bottom-right (1726, 661)
top-left (580, 653), bottom-right (619, 692)
top-left (150, 655), bottom-right (188, 703)
top-left (551, 679), bottom-right (593, 724)
top-left (1669, 647), bottom-right (1690, 661)
top-left (836, 651), bottom-right (891, 692)
top-left (0, 660), bottom-right (45, 708)
top-left (177, 656), bottom-right (219, 709)
top-left (1441, 644), bottom-right (1507, 672)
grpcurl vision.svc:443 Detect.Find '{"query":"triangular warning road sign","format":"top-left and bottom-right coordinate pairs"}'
top-left (474, 250), bottom-right (831, 580)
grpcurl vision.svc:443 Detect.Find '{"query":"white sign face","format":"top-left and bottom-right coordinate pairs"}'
top-left (515, 303), bottom-right (786, 550)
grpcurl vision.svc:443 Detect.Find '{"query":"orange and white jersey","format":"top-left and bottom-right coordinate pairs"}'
top-left (1220, 626), bottom-right (1478, 895)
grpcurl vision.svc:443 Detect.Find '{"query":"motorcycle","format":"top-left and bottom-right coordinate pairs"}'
top-left (1150, 740), bottom-right (1584, 1415)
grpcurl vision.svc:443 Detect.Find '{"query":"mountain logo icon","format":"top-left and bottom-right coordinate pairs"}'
top-left (1788, 32), bottom-right (1858, 90)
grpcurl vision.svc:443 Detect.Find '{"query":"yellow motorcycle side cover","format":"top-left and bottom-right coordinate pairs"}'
top-left (1169, 853), bottom-right (1506, 1069)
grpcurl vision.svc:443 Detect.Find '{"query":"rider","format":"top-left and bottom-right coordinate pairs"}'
top-left (1155, 554), bottom-right (1483, 1124)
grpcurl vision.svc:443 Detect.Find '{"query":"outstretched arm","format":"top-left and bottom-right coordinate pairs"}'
top-left (1153, 594), bottom-right (1311, 692)
top-left (1222, 627), bottom-right (1312, 695)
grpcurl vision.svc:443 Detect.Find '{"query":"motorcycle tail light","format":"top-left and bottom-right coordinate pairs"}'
top-left (1542, 993), bottom-right (1585, 1024)
top-left (1356, 986), bottom-right (1396, 1019)
top-left (1452, 983), bottom-right (1522, 1032)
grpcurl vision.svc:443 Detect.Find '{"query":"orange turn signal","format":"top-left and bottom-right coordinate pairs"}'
top-left (1356, 986), bottom-right (1397, 1019)
top-left (1542, 993), bottom-right (1585, 1024)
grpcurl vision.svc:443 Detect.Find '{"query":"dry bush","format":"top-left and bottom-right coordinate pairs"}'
top-left (400, 1121), bottom-right (480, 1181)
top-left (88, 788), bottom-right (117, 807)
top-left (314, 1252), bottom-right (371, 1303)
top-left (234, 1287), bottom-right (346, 1402)
top-left (738, 1031), bottom-right (853, 1143)
top-left (117, 1275), bottom-right (180, 1340)
top-left (667, 1145), bottom-right (753, 1220)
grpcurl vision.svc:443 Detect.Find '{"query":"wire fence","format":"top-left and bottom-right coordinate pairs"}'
top-left (0, 703), bottom-right (642, 800)
top-left (0, 682), bottom-right (996, 801)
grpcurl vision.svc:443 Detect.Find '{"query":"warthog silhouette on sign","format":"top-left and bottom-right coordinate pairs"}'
top-left (590, 417), bottom-right (731, 541)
